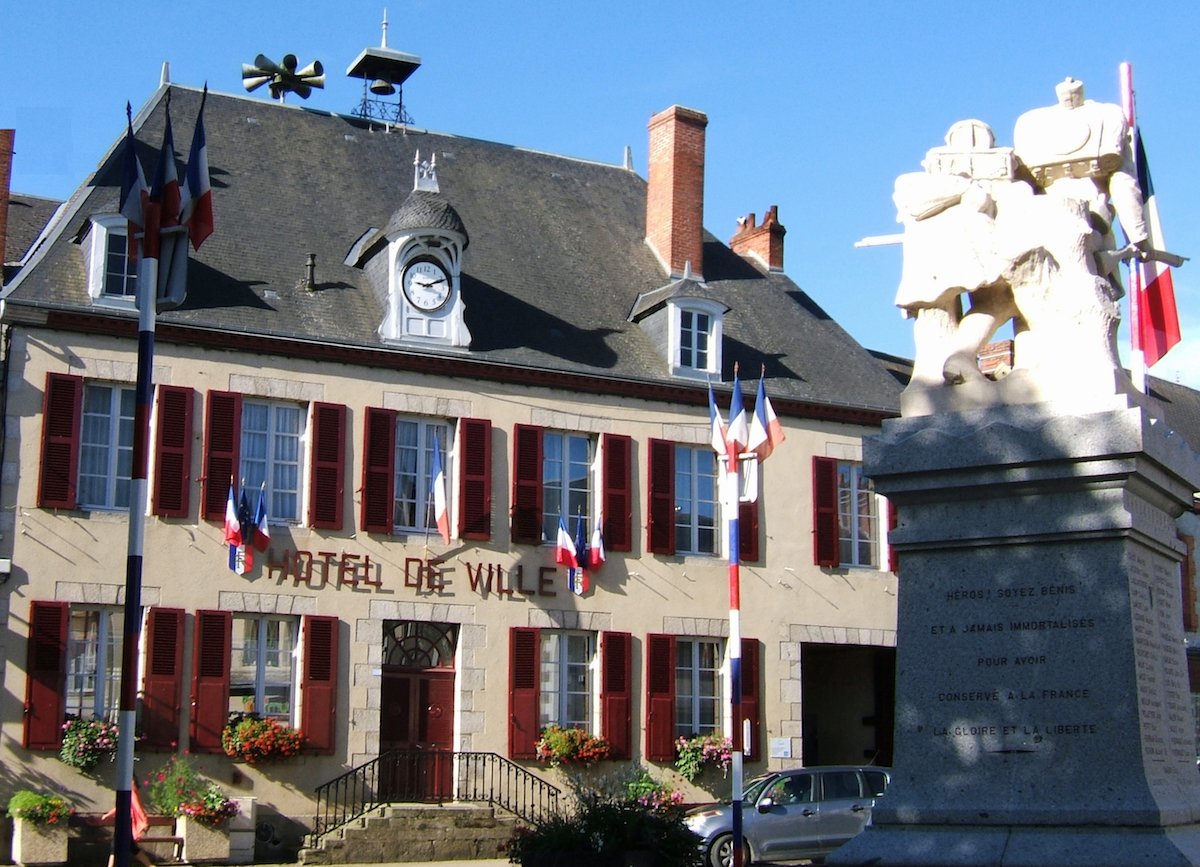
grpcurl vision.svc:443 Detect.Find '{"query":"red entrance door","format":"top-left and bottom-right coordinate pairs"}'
top-left (379, 668), bottom-right (455, 800)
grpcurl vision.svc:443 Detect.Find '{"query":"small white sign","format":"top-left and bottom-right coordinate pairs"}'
top-left (769, 737), bottom-right (792, 759)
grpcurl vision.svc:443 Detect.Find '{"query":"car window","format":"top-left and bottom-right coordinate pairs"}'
top-left (820, 770), bottom-right (863, 801)
top-left (863, 770), bottom-right (888, 797)
top-left (742, 775), bottom-right (774, 804)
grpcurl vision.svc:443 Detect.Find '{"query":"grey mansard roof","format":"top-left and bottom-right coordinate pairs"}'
top-left (3, 84), bottom-right (901, 418)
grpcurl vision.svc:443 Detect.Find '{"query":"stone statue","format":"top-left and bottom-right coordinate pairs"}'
top-left (895, 77), bottom-right (1162, 406)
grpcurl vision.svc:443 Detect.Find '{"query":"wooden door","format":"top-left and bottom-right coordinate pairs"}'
top-left (379, 669), bottom-right (455, 800)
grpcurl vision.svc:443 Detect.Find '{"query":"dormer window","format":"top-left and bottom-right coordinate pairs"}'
top-left (670, 299), bottom-right (724, 378)
top-left (85, 215), bottom-right (137, 306)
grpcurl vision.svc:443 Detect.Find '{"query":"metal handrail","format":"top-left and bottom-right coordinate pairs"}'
top-left (309, 749), bottom-right (562, 848)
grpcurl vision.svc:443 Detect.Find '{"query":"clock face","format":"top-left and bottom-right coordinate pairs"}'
top-left (402, 259), bottom-right (451, 312)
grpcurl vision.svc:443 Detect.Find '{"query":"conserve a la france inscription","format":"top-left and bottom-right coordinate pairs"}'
top-left (918, 579), bottom-right (1101, 749)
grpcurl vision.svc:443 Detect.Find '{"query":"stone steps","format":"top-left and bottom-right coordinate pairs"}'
top-left (298, 804), bottom-right (519, 864)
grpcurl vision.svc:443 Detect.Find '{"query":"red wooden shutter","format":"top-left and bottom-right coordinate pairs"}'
top-left (739, 499), bottom-right (760, 562)
top-left (602, 434), bottom-right (632, 553)
top-left (38, 373), bottom-right (83, 509)
top-left (153, 386), bottom-right (193, 517)
top-left (813, 456), bottom-right (840, 567)
top-left (600, 631), bottom-right (632, 759)
top-left (459, 418), bottom-right (492, 541)
top-left (202, 391), bottom-right (241, 520)
top-left (647, 440), bottom-right (675, 555)
top-left (189, 609), bottom-right (231, 752)
top-left (23, 601), bottom-right (67, 749)
top-left (508, 627), bottom-right (540, 759)
top-left (142, 607), bottom-right (184, 749)
top-left (301, 615), bottom-right (339, 754)
top-left (308, 402), bottom-right (346, 530)
top-left (511, 424), bottom-right (543, 545)
top-left (739, 638), bottom-right (762, 762)
top-left (887, 499), bottom-right (900, 573)
top-left (361, 407), bottom-right (396, 533)
top-left (645, 633), bottom-right (676, 761)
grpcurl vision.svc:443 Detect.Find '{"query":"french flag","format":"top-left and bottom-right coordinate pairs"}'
top-left (224, 484), bottom-right (242, 572)
top-left (252, 484), bottom-right (270, 552)
top-left (555, 515), bottom-right (577, 569)
top-left (589, 514), bottom-right (605, 569)
top-left (179, 85), bottom-right (214, 250)
top-left (118, 102), bottom-right (146, 261)
top-left (144, 98), bottom-right (180, 261)
top-left (1132, 129), bottom-right (1181, 367)
top-left (431, 432), bottom-right (450, 544)
top-left (707, 383), bottom-right (727, 456)
top-left (747, 375), bottom-right (786, 461)
top-left (725, 372), bottom-right (748, 466)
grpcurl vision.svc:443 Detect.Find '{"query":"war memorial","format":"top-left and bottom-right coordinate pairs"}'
top-left (829, 78), bottom-right (1200, 866)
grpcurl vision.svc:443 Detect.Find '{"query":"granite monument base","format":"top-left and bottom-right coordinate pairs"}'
top-left (830, 395), bottom-right (1200, 867)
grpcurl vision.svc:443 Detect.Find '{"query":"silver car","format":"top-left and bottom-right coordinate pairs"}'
top-left (684, 765), bottom-right (890, 866)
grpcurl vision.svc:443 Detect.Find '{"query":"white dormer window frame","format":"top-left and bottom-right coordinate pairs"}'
top-left (669, 298), bottom-right (724, 380)
top-left (84, 215), bottom-right (137, 309)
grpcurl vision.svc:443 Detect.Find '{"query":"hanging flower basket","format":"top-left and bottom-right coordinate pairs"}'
top-left (58, 717), bottom-right (119, 771)
top-left (534, 725), bottom-right (611, 768)
top-left (673, 734), bottom-right (732, 782)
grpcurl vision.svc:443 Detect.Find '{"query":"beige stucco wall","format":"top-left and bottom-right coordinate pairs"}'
top-left (0, 326), bottom-right (897, 825)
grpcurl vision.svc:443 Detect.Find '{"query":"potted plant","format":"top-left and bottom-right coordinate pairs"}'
top-left (177, 781), bottom-right (239, 863)
top-left (7, 790), bottom-right (73, 865)
top-left (673, 734), bottom-right (732, 782)
top-left (221, 712), bottom-right (304, 763)
top-left (58, 717), bottom-right (119, 771)
top-left (534, 725), bottom-right (611, 768)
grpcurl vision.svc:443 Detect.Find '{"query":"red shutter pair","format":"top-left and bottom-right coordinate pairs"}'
top-left (647, 439), bottom-right (760, 559)
top-left (507, 627), bottom-right (633, 760)
top-left (360, 413), bottom-right (493, 539)
top-left (645, 633), bottom-right (762, 762)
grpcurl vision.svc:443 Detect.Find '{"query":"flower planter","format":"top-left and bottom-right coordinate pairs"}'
top-left (11, 818), bottom-right (68, 866)
top-left (178, 816), bottom-right (231, 863)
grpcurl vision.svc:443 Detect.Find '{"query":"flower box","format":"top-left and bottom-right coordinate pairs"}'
top-left (178, 815), bottom-right (231, 864)
top-left (11, 817), bottom-right (69, 866)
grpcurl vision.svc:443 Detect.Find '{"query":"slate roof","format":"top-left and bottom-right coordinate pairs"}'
top-left (3, 193), bottom-right (60, 281)
top-left (3, 83), bottom-right (901, 416)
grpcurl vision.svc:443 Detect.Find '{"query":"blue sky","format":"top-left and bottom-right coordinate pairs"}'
top-left (4, 1), bottom-right (1199, 385)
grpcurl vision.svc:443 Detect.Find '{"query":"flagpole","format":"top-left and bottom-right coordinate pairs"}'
top-left (1119, 61), bottom-right (1149, 394)
top-left (726, 365), bottom-right (746, 867)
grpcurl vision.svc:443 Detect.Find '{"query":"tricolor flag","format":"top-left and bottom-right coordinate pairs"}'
top-left (179, 85), bottom-right (214, 250)
top-left (589, 514), bottom-right (605, 569)
top-left (430, 432), bottom-right (450, 544)
top-left (555, 515), bottom-right (577, 568)
top-left (725, 372), bottom-right (748, 465)
top-left (224, 484), bottom-right (242, 572)
top-left (237, 486), bottom-right (255, 572)
top-left (144, 98), bottom-right (180, 260)
top-left (747, 374), bottom-right (786, 461)
top-left (707, 383), bottom-right (727, 456)
top-left (1131, 129), bottom-right (1181, 367)
top-left (252, 484), bottom-right (270, 552)
top-left (118, 102), bottom-right (147, 261)
top-left (568, 513), bottom-right (591, 596)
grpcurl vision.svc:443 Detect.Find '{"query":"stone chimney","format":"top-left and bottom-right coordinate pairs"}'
top-left (730, 205), bottom-right (786, 271)
top-left (0, 130), bottom-right (13, 276)
top-left (979, 339), bottom-right (1014, 380)
top-left (646, 106), bottom-right (707, 280)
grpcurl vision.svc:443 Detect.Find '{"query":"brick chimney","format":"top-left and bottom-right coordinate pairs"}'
top-left (730, 205), bottom-right (786, 271)
top-left (646, 106), bottom-right (707, 280)
top-left (0, 130), bottom-right (13, 276)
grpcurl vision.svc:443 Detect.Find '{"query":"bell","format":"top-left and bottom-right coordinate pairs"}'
top-left (370, 78), bottom-right (396, 96)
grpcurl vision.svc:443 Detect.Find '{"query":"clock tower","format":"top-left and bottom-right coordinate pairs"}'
top-left (377, 151), bottom-right (471, 348)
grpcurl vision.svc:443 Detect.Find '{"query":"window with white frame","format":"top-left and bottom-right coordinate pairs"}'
top-left (675, 637), bottom-right (723, 737)
top-left (540, 431), bottom-right (594, 543)
top-left (669, 299), bottom-right (724, 378)
top-left (79, 383), bottom-right (135, 510)
top-left (675, 444), bottom-right (719, 555)
top-left (85, 215), bottom-right (137, 303)
top-left (229, 614), bottom-right (297, 722)
top-left (393, 418), bottom-right (451, 533)
top-left (239, 400), bottom-right (304, 522)
top-left (538, 631), bottom-right (596, 729)
top-left (838, 461), bottom-right (878, 567)
top-left (65, 607), bottom-right (123, 721)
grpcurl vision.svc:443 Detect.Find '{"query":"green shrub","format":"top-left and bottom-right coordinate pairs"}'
top-left (7, 790), bottom-right (73, 826)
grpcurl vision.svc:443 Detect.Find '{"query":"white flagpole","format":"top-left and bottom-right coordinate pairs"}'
top-left (1120, 61), bottom-right (1148, 394)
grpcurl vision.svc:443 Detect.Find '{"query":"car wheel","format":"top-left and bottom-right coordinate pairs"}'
top-left (708, 832), bottom-right (752, 867)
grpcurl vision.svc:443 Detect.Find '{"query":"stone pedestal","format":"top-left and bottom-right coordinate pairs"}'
top-left (830, 397), bottom-right (1200, 867)
top-left (11, 819), bottom-right (68, 866)
top-left (179, 815), bottom-right (231, 864)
